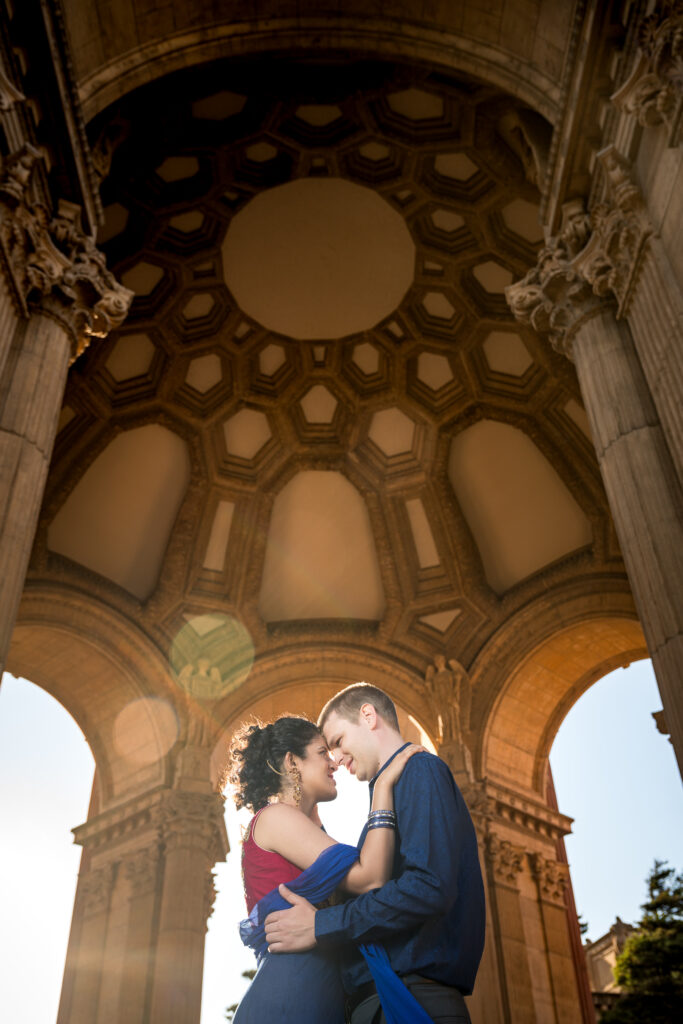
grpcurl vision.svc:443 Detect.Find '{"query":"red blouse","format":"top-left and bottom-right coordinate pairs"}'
top-left (242, 806), bottom-right (303, 913)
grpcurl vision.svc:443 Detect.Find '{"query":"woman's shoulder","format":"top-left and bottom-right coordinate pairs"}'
top-left (253, 802), bottom-right (309, 840)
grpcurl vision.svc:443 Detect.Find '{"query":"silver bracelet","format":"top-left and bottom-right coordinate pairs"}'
top-left (367, 819), bottom-right (396, 831)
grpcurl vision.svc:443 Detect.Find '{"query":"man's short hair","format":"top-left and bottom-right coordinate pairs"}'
top-left (318, 682), bottom-right (400, 732)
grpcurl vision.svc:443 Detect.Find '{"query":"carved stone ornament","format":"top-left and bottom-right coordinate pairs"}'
top-left (485, 833), bottom-right (525, 886)
top-left (0, 146), bottom-right (133, 359)
top-left (612, 1), bottom-right (683, 143)
top-left (123, 845), bottom-right (162, 897)
top-left (204, 870), bottom-right (218, 931)
top-left (506, 150), bottom-right (651, 354)
top-left (0, 67), bottom-right (25, 111)
top-left (425, 654), bottom-right (472, 744)
top-left (159, 790), bottom-right (227, 858)
top-left (80, 862), bottom-right (115, 917)
top-left (530, 852), bottom-right (569, 905)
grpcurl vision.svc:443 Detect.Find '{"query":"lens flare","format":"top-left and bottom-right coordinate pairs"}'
top-left (113, 697), bottom-right (179, 767)
top-left (169, 614), bottom-right (255, 700)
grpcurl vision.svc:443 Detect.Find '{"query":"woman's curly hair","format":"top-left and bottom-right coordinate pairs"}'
top-left (223, 715), bottom-right (321, 812)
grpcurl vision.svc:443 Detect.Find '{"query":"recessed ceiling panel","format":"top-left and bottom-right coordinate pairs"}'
top-left (447, 420), bottom-right (592, 593)
top-left (222, 178), bottom-right (415, 339)
top-left (47, 425), bottom-right (190, 599)
top-left (259, 470), bottom-right (385, 621)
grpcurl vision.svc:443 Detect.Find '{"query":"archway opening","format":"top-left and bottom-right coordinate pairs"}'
top-left (202, 681), bottom-right (435, 1023)
top-left (0, 673), bottom-right (95, 1024)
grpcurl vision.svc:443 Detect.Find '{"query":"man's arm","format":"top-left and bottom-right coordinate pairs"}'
top-left (315, 755), bottom-right (464, 947)
top-left (265, 754), bottom-right (468, 952)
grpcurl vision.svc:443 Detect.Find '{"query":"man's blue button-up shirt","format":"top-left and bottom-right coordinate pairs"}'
top-left (314, 747), bottom-right (485, 995)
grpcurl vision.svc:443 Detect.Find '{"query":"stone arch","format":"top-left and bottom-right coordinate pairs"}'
top-left (480, 615), bottom-right (648, 796)
top-left (210, 644), bottom-right (437, 787)
top-left (7, 587), bottom-right (182, 807)
top-left (72, 7), bottom-right (567, 126)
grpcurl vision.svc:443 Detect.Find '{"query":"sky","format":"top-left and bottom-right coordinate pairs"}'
top-left (0, 658), bottom-right (681, 1023)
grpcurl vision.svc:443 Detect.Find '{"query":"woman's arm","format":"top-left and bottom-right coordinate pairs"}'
top-left (255, 745), bottom-right (422, 893)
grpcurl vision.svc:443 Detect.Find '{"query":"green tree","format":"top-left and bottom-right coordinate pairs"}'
top-left (600, 860), bottom-right (683, 1024)
top-left (224, 969), bottom-right (256, 1022)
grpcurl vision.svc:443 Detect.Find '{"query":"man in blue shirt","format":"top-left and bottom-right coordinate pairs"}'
top-left (264, 683), bottom-right (485, 1023)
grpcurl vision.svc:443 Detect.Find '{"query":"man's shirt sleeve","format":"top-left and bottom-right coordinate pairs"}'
top-left (315, 754), bottom-right (464, 947)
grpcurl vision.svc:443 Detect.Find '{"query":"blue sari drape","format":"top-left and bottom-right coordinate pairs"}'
top-left (240, 843), bottom-right (434, 1024)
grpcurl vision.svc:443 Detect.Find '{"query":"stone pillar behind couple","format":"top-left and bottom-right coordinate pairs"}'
top-left (230, 682), bottom-right (485, 1024)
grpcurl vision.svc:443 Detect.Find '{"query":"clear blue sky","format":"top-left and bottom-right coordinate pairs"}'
top-left (0, 658), bottom-right (680, 1023)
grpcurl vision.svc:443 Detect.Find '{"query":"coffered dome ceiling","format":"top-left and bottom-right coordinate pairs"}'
top-left (36, 58), bottom-right (621, 668)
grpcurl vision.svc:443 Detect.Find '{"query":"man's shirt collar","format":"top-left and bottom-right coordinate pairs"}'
top-left (368, 741), bottom-right (410, 790)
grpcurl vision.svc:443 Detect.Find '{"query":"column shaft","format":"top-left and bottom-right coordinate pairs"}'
top-left (627, 239), bottom-right (683, 485)
top-left (573, 308), bottom-right (683, 773)
top-left (0, 270), bottom-right (20, 381)
top-left (0, 311), bottom-right (70, 670)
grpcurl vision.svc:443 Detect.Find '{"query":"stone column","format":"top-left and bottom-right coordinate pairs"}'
top-left (149, 791), bottom-right (226, 1024)
top-left (0, 152), bottom-right (132, 673)
top-left (62, 863), bottom-right (116, 1023)
top-left (485, 833), bottom-right (537, 1024)
top-left (507, 197), bottom-right (683, 778)
top-left (529, 854), bottom-right (580, 1024)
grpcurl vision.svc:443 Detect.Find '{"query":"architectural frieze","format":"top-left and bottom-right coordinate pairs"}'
top-left (461, 777), bottom-right (573, 844)
top-left (613, 0), bottom-right (683, 144)
top-left (530, 852), bottom-right (570, 906)
top-left (0, 146), bottom-right (132, 358)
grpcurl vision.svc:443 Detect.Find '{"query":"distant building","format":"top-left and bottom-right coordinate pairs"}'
top-left (584, 917), bottom-right (636, 1019)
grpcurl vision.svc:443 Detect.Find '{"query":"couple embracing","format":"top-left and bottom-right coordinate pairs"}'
top-left (225, 682), bottom-right (485, 1024)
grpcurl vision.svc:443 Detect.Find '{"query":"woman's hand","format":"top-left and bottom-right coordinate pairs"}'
top-left (378, 743), bottom-right (424, 789)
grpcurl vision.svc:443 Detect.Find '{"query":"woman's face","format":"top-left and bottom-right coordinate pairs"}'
top-left (294, 734), bottom-right (338, 803)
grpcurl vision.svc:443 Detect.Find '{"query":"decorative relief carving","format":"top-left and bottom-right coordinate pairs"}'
top-left (530, 852), bottom-right (570, 905)
top-left (123, 845), bottom-right (162, 897)
top-left (0, 67), bottom-right (25, 111)
top-left (0, 147), bottom-right (133, 357)
top-left (485, 833), bottom-right (525, 886)
top-left (80, 863), bottom-right (115, 917)
top-left (613, 1), bottom-right (683, 143)
top-left (425, 654), bottom-right (471, 744)
top-left (160, 791), bottom-right (228, 859)
top-left (506, 149), bottom-right (652, 352)
top-left (204, 870), bottom-right (218, 931)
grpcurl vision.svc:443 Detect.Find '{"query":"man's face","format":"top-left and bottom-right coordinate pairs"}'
top-left (322, 708), bottom-right (381, 782)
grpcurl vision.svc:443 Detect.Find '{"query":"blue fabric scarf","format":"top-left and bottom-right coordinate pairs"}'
top-left (239, 844), bottom-right (434, 1024)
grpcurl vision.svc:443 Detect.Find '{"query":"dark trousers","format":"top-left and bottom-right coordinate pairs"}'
top-left (348, 974), bottom-right (471, 1024)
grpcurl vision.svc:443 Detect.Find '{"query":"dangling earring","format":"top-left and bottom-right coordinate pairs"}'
top-left (288, 764), bottom-right (302, 808)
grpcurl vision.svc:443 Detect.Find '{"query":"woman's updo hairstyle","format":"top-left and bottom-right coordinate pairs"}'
top-left (225, 716), bottom-right (321, 812)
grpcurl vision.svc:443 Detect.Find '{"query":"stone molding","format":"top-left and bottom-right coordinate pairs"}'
top-left (530, 852), bottom-right (570, 906)
top-left (72, 788), bottom-right (229, 864)
top-left (204, 870), bottom-right (218, 931)
top-left (613, 1), bottom-right (683, 144)
top-left (506, 148), bottom-right (652, 354)
top-left (80, 862), bottom-right (115, 918)
top-left (0, 145), bottom-right (133, 359)
top-left (461, 778), bottom-right (573, 844)
top-left (485, 832), bottom-right (525, 886)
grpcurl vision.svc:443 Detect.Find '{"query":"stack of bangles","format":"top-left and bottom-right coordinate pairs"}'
top-left (367, 809), bottom-right (397, 831)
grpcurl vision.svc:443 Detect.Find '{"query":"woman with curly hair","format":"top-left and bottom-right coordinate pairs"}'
top-left (225, 715), bottom-right (422, 1024)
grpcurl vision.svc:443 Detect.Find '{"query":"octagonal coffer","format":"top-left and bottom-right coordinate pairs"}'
top-left (223, 408), bottom-right (271, 460)
top-left (185, 354), bottom-right (222, 393)
top-left (300, 385), bottom-right (338, 423)
top-left (106, 333), bottom-right (155, 381)
top-left (368, 408), bottom-right (415, 457)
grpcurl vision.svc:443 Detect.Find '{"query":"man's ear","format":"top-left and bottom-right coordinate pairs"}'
top-left (359, 702), bottom-right (378, 730)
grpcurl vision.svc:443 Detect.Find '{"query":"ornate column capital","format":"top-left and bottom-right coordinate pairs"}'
top-left (123, 844), bottom-right (163, 898)
top-left (612, 1), bottom-right (683, 143)
top-left (506, 149), bottom-right (651, 354)
top-left (530, 852), bottom-right (569, 906)
top-left (157, 790), bottom-right (228, 860)
top-left (204, 870), bottom-right (218, 932)
top-left (485, 833), bottom-right (525, 887)
top-left (80, 862), bottom-right (116, 918)
top-left (505, 200), bottom-right (608, 358)
top-left (0, 147), bottom-right (133, 360)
